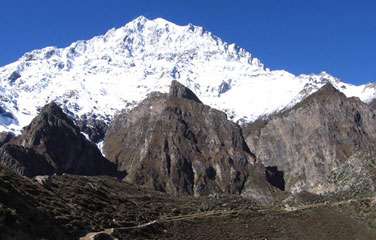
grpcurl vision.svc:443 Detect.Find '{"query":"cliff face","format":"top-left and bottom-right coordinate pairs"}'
top-left (0, 102), bottom-right (117, 177)
top-left (244, 84), bottom-right (376, 194)
top-left (104, 81), bottom-right (273, 199)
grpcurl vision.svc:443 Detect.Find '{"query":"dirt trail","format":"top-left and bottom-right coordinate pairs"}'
top-left (281, 195), bottom-right (376, 212)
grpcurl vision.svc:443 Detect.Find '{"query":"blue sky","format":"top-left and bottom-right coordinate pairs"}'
top-left (0, 0), bottom-right (375, 84)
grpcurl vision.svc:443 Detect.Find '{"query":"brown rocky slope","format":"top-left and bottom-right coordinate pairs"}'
top-left (243, 83), bottom-right (376, 194)
top-left (104, 80), bottom-right (274, 200)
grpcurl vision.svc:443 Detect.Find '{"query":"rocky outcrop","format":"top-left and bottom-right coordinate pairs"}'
top-left (243, 84), bottom-right (376, 194)
top-left (0, 144), bottom-right (55, 177)
top-left (0, 132), bottom-right (15, 147)
top-left (368, 98), bottom-right (376, 111)
top-left (104, 81), bottom-right (273, 198)
top-left (168, 80), bottom-right (202, 103)
top-left (0, 102), bottom-right (117, 177)
top-left (76, 114), bottom-right (109, 143)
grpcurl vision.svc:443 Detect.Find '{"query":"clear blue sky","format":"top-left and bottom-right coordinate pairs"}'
top-left (1, 0), bottom-right (375, 84)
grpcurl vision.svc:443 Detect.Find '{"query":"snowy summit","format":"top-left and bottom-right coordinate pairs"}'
top-left (0, 16), bottom-right (375, 133)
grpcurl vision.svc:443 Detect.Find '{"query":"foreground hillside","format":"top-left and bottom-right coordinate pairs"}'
top-left (1, 167), bottom-right (376, 240)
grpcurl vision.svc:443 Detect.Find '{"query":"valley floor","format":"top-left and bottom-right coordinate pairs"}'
top-left (1, 168), bottom-right (376, 240)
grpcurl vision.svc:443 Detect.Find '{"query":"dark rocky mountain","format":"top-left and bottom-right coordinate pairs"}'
top-left (0, 102), bottom-right (118, 177)
top-left (103, 81), bottom-right (274, 200)
top-left (243, 83), bottom-right (376, 194)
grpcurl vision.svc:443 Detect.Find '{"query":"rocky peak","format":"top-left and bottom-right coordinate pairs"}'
top-left (168, 80), bottom-right (202, 103)
top-left (0, 102), bottom-right (118, 177)
top-left (104, 81), bottom-right (274, 200)
top-left (308, 83), bottom-right (346, 101)
top-left (41, 101), bottom-right (67, 117)
top-left (244, 83), bottom-right (376, 194)
top-left (282, 83), bottom-right (349, 119)
top-left (14, 101), bottom-right (82, 148)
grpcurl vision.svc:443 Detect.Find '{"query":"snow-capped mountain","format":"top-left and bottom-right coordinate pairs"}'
top-left (0, 16), bottom-right (375, 134)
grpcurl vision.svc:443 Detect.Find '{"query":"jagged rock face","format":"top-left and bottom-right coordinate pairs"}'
top-left (243, 84), bottom-right (376, 194)
top-left (0, 102), bottom-right (117, 177)
top-left (0, 144), bottom-right (55, 177)
top-left (169, 80), bottom-right (202, 103)
top-left (104, 81), bottom-right (271, 198)
top-left (0, 132), bottom-right (15, 147)
top-left (368, 98), bottom-right (376, 110)
top-left (76, 114), bottom-right (109, 143)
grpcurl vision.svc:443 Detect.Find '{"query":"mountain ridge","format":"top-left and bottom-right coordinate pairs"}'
top-left (243, 82), bottom-right (376, 194)
top-left (0, 16), bottom-right (375, 138)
